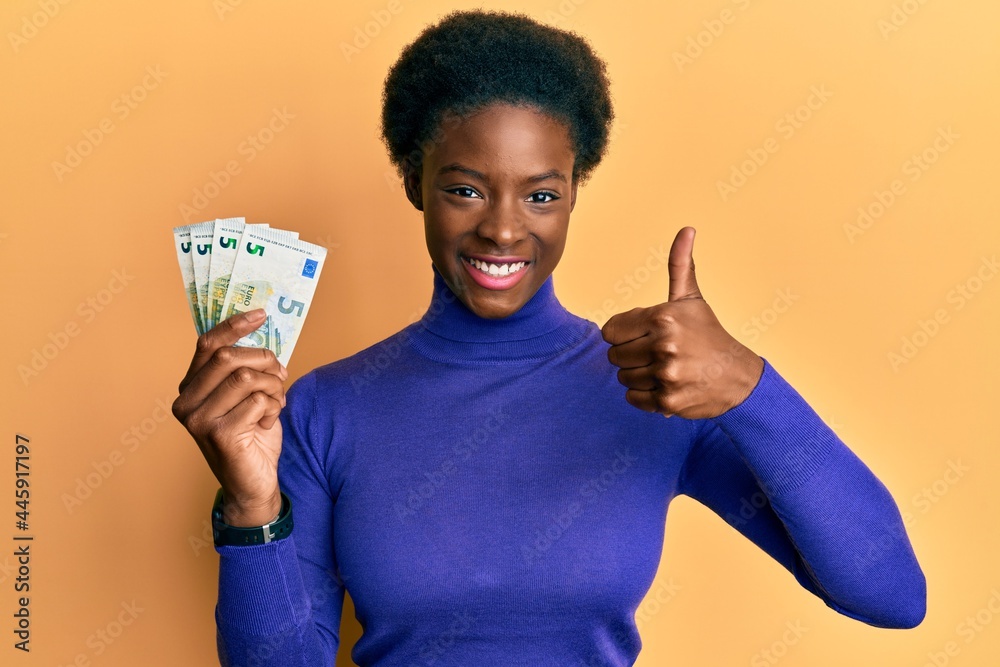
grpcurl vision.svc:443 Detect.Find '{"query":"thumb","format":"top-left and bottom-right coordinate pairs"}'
top-left (668, 226), bottom-right (702, 301)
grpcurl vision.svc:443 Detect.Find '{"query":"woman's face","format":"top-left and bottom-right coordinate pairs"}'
top-left (403, 102), bottom-right (578, 319)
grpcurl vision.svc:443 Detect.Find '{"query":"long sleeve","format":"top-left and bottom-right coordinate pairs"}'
top-left (200, 265), bottom-right (928, 663)
top-left (677, 356), bottom-right (927, 629)
top-left (214, 371), bottom-right (345, 666)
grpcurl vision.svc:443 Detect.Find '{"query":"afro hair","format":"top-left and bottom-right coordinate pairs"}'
top-left (379, 9), bottom-right (615, 186)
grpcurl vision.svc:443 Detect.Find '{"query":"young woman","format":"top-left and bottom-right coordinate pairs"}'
top-left (172, 9), bottom-right (926, 666)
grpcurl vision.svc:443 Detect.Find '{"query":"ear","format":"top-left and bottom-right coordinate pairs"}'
top-left (402, 161), bottom-right (424, 212)
top-left (568, 177), bottom-right (579, 213)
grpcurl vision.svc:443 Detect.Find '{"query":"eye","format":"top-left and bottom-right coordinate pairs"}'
top-left (446, 186), bottom-right (481, 199)
top-left (528, 191), bottom-right (559, 204)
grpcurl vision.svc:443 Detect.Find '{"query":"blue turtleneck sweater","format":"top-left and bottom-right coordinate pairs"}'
top-left (213, 264), bottom-right (925, 666)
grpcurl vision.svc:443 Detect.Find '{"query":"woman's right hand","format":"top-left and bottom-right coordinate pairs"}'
top-left (171, 308), bottom-right (289, 527)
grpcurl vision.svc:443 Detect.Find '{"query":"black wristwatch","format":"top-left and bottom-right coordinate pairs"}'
top-left (211, 488), bottom-right (294, 547)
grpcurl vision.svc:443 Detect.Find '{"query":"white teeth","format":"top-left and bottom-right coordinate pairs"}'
top-left (467, 257), bottom-right (526, 277)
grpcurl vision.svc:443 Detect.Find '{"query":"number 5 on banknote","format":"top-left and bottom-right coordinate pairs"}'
top-left (173, 219), bottom-right (326, 366)
top-left (219, 226), bottom-right (327, 366)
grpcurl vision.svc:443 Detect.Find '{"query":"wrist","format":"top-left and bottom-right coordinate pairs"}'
top-left (726, 347), bottom-right (765, 413)
top-left (221, 489), bottom-right (283, 527)
top-left (212, 488), bottom-right (294, 547)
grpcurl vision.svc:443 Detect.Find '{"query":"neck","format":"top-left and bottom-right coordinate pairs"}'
top-left (405, 263), bottom-right (592, 363)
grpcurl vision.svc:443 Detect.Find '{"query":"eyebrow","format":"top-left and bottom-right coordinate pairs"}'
top-left (437, 163), bottom-right (567, 184)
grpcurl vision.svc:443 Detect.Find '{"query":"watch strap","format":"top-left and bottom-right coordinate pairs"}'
top-left (211, 488), bottom-right (294, 547)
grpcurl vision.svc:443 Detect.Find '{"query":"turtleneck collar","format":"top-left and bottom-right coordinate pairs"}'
top-left (405, 263), bottom-right (593, 364)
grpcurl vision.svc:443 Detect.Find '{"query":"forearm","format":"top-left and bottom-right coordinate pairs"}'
top-left (215, 538), bottom-right (339, 666)
top-left (708, 358), bottom-right (926, 628)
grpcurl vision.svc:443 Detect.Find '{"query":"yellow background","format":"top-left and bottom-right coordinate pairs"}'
top-left (3, 0), bottom-right (998, 665)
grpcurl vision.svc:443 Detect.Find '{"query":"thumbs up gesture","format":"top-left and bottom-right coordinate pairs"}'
top-left (601, 227), bottom-right (764, 419)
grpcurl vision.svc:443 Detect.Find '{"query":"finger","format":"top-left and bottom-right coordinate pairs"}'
top-left (238, 390), bottom-right (284, 432)
top-left (667, 226), bottom-right (703, 302)
top-left (257, 404), bottom-right (282, 431)
top-left (180, 309), bottom-right (271, 391)
top-left (601, 307), bottom-right (652, 346)
top-left (615, 366), bottom-right (658, 391)
top-left (623, 388), bottom-right (660, 414)
top-left (606, 336), bottom-right (654, 369)
top-left (180, 347), bottom-right (286, 410)
top-left (203, 390), bottom-right (284, 454)
top-left (194, 394), bottom-right (283, 486)
top-left (190, 367), bottom-right (286, 429)
top-left (624, 389), bottom-right (677, 418)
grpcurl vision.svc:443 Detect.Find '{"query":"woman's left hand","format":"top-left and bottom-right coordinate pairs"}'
top-left (601, 226), bottom-right (765, 419)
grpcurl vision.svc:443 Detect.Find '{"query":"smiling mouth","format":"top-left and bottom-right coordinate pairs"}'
top-left (463, 256), bottom-right (530, 277)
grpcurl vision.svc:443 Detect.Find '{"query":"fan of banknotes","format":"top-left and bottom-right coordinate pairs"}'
top-left (172, 217), bottom-right (327, 366)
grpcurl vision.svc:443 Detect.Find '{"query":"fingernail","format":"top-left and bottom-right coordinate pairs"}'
top-left (246, 309), bottom-right (266, 322)
top-left (279, 363), bottom-right (288, 379)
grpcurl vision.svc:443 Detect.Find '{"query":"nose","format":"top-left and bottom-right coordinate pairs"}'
top-left (476, 194), bottom-right (528, 248)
